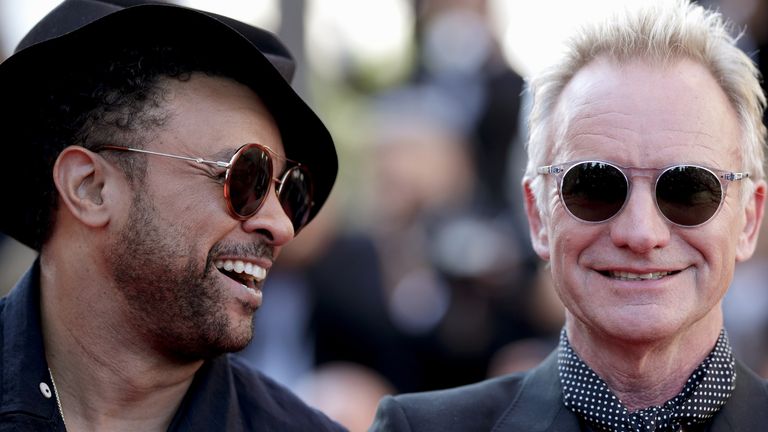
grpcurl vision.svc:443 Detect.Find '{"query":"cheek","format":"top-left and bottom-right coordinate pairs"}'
top-left (550, 218), bottom-right (595, 262)
top-left (158, 178), bottom-right (229, 218)
top-left (707, 239), bottom-right (736, 289)
top-left (549, 220), bottom-right (599, 287)
top-left (153, 185), bottom-right (236, 243)
top-left (680, 225), bottom-right (737, 297)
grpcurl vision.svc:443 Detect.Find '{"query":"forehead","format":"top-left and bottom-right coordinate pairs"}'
top-left (154, 74), bottom-right (284, 159)
top-left (552, 57), bottom-right (742, 168)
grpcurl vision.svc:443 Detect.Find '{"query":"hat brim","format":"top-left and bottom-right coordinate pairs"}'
top-left (0, 4), bottom-right (337, 250)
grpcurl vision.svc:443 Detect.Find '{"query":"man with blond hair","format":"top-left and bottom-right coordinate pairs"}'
top-left (370, 1), bottom-right (768, 430)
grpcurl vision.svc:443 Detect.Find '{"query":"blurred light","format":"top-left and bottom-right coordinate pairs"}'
top-left (0, 0), bottom-right (63, 57)
top-left (422, 9), bottom-right (491, 77)
top-left (488, 0), bottom-right (647, 78)
top-left (178, 0), bottom-right (280, 32)
top-left (388, 268), bottom-right (450, 335)
top-left (431, 216), bottom-right (521, 279)
top-left (305, 0), bottom-right (413, 84)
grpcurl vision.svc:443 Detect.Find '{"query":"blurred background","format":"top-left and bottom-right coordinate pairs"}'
top-left (1, 0), bottom-right (766, 430)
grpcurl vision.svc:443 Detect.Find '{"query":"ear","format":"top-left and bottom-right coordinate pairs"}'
top-left (523, 178), bottom-right (551, 261)
top-left (52, 146), bottom-right (114, 230)
top-left (736, 179), bottom-right (766, 261)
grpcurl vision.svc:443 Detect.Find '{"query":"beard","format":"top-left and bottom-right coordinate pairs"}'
top-left (106, 189), bottom-right (264, 362)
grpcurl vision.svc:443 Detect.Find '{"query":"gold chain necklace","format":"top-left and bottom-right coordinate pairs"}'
top-left (47, 368), bottom-right (69, 431)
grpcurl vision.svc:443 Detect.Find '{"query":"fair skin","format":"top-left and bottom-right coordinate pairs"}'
top-left (524, 57), bottom-right (766, 410)
top-left (39, 74), bottom-right (294, 431)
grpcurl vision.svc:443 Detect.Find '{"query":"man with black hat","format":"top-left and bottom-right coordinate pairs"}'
top-left (0, 1), bottom-right (344, 431)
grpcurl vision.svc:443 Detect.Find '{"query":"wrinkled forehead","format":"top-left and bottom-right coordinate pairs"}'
top-left (548, 57), bottom-right (743, 165)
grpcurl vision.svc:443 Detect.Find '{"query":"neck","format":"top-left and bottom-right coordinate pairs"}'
top-left (39, 252), bottom-right (202, 432)
top-left (564, 311), bottom-right (723, 411)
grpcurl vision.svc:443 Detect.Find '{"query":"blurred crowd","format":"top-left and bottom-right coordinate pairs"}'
top-left (1, 0), bottom-right (767, 430)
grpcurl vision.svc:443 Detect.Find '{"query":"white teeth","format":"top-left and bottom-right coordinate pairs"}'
top-left (214, 259), bottom-right (268, 281)
top-left (609, 271), bottom-right (671, 281)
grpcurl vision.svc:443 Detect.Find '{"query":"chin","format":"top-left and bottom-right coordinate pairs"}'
top-left (173, 334), bottom-right (253, 362)
top-left (213, 316), bottom-right (255, 354)
top-left (211, 337), bottom-right (252, 357)
top-left (601, 315), bottom-right (684, 344)
top-left (165, 316), bottom-right (255, 362)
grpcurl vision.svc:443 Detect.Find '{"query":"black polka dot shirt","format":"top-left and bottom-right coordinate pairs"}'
top-left (558, 329), bottom-right (735, 432)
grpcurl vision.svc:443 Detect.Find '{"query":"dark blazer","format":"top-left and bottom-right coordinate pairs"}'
top-left (370, 350), bottom-right (768, 431)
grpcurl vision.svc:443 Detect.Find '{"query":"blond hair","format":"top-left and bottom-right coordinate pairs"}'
top-left (525, 0), bottom-right (766, 208)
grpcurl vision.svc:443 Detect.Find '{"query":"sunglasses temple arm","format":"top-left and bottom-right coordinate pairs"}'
top-left (103, 146), bottom-right (231, 168)
top-left (723, 172), bottom-right (748, 181)
top-left (163, 153), bottom-right (230, 168)
top-left (134, 149), bottom-right (229, 168)
top-left (537, 165), bottom-right (563, 175)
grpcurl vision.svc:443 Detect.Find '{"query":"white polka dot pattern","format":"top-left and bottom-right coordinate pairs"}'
top-left (557, 329), bottom-right (735, 432)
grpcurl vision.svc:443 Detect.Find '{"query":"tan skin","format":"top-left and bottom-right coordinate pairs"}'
top-left (524, 57), bottom-right (766, 410)
top-left (40, 74), bottom-right (294, 431)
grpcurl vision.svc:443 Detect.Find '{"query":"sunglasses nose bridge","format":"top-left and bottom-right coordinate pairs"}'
top-left (240, 182), bottom-right (296, 245)
top-left (623, 166), bottom-right (656, 182)
top-left (609, 178), bottom-right (672, 251)
top-left (228, 145), bottom-right (294, 243)
top-left (623, 175), bottom-right (655, 210)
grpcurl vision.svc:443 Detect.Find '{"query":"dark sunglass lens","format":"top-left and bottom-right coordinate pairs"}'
top-left (229, 146), bottom-right (272, 217)
top-left (278, 166), bottom-right (314, 232)
top-left (561, 162), bottom-right (627, 222)
top-left (656, 166), bottom-right (721, 226)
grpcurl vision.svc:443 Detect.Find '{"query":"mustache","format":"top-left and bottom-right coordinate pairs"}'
top-left (206, 241), bottom-right (275, 265)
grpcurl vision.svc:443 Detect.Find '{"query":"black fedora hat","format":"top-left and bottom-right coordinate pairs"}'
top-left (0, 0), bottom-right (337, 250)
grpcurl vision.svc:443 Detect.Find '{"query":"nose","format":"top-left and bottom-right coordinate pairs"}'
top-left (609, 180), bottom-right (671, 253)
top-left (241, 184), bottom-right (294, 247)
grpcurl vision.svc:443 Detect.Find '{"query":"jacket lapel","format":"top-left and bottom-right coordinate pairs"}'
top-left (491, 351), bottom-right (768, 432)
top-left (492, 351), bottom-right (581, 432)
top-left (705, 360), bottom-right (768, 431)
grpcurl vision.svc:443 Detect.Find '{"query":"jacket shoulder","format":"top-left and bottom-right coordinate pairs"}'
top-left (710, 360), bottom-right (768, 429)
top-left (370, 373), bottom-right (529, 432)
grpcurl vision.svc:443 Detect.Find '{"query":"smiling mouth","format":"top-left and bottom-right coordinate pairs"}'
top-left (214, 259), bottom-right (267, 288)
top-left (599, 270), bottom-right (680, 281)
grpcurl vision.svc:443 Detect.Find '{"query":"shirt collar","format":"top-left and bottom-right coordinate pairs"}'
top-left (0, 260), bottom-right (59, 420)
top-left (557, 328), bottom-right (736, 432)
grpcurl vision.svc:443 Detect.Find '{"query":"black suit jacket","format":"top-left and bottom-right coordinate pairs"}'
top-left (370, 351), bottom-right (768, 431)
